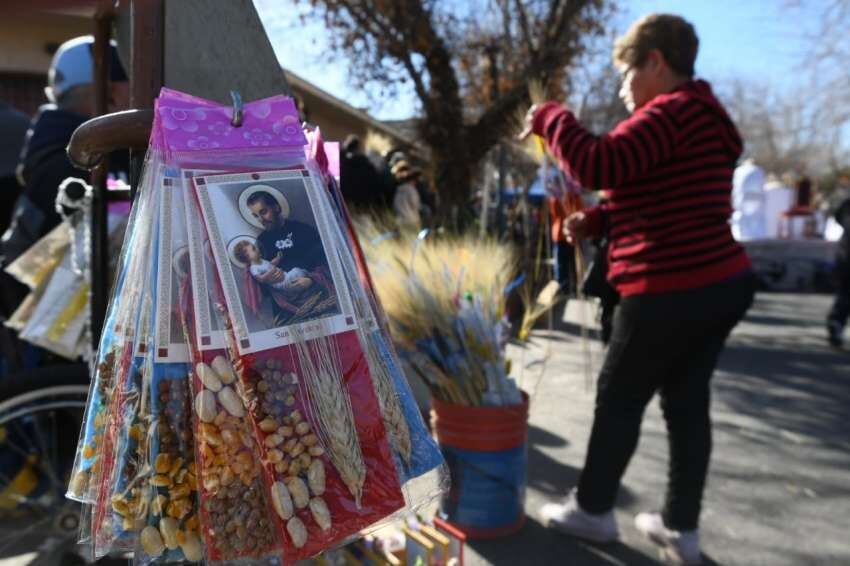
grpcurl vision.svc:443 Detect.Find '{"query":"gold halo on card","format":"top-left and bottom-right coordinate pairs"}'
top-left (227, 235), bottom-right (258, 270)
top-left (238, 184), bottom-right (290, 229)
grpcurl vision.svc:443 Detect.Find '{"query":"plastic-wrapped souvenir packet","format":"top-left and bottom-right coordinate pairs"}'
top-left (17, 211), bottom-right (127, 359)
top-left (304, 132), bottom-right (447, 510)
top-left (191, 166), bottom-right (405, 563)
top-left (132, 172), bottom-right (203, 565)
top-left (18, 240), bottom-right (89, 359)
top-left (6, 278), bottom-right (46, 332)
top-left (175, 176), bottom-right (283, 562)
top-left (154, 90), bottom-right (405, 563)
top-left (4, 222), bottom-right (68, 289)
top-left (147, 92), bottom-right (285, 560)
top-left (90, 181), bottom-right (161, 558)
top-left (68, 152), bottom-right (163, 504)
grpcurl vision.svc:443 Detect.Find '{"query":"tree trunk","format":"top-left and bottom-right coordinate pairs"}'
top-left (430, 138), bottom-right (475, 229)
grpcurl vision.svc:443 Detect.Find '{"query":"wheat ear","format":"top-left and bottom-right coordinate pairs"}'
top-left (294, 335), bottom-right (366, 507)
top-left (361, 329), bottom-right (412, 465)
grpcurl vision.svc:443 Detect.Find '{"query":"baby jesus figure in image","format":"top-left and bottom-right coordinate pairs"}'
top-left (231, 236), bottom-right (338, 327)
top-left (234, 239), bottom-right (312, 297)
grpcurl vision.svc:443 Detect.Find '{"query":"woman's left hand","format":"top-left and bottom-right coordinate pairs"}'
top-left (517, 104), bottom-right (539, 141)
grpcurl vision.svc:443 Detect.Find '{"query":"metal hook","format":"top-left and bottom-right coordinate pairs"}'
top-left (230, 90), bottom-right (243, 127)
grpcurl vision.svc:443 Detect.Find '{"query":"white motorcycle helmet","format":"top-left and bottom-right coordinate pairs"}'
top-left (45, 35), bottom-right (127, 104)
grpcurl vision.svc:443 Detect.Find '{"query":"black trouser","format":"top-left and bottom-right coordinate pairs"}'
top-left (553, 241), bottom-right (577, 295)
top-left (828, 254), bottom-right (850, 330)
top-left (576, 272), bottom-right (755, 531)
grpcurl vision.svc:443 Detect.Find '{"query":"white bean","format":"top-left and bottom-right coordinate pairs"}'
top-left (271, 481), bottom-right (294, 520)
top-left (217, 386), bottom-right (245, 417)
top-left (309, 497), bottom-right (332, 531)
top-left (307, 459), bottom-right (325, 496)
top-left (194, 390), bottom-right (217, 423)
top-left (285, 476), bottom-right (310, 509)
top-left (141, 525), bottom-right (165, 557)
top-left (158, 517), bottom-right (179, 550)
top-left (287, 517), bottom-right (308, 548)
top-left (211, 355), bottom-right (237, 384)
top-left (179, 530), bottom-right (204, 562)
top-left (196, 362), bottom-right (223, 392)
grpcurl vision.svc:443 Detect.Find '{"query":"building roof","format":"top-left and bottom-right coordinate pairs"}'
top-left (284, 68), bottom-right (417, 149)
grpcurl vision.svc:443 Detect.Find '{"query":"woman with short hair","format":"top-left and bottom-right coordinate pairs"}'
top-left (523, 14), bottom-right (755, 564)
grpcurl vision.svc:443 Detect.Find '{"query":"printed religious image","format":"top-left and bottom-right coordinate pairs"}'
top-left (193, 168), bottom-right (354, 354)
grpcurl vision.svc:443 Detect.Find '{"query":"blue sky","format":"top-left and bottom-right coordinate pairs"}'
top-left (255, 1), bottom-right (811, 120)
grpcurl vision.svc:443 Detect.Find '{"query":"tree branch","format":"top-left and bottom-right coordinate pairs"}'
top-left (513, 0), bottom-right (537, 59)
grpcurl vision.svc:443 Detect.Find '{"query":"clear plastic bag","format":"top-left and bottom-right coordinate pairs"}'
top-left (304, 132), bottom-right (448, 511)
top-left (180, 169), bottom-right (282, 564)
top-left (73, 87), bottom-right (449, 564)
top-left (68, 150), bottom-right (163, 503)
top-left (157, 90), bottom-right (413, 561)
top-left (133, 172), bottom-right (202, 565)
top-left (91, 181), bottom-right (161, 558)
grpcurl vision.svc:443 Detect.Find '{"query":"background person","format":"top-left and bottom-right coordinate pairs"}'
top-left (340, 134), bottom-right (392, 211)
top-left (1, 36), bottom-right (128, 322)
top-left (391, 159), bottom-right (423, 230)
top-left (0, 101), bottom-right (30, 236)
top-left (827, 194), bottom-right (850, 347)
top-left (523, 14), bottom-right (754, 564)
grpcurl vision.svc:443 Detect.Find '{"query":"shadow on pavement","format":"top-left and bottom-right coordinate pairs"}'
top-left (526, 444), bottom-right (580, 499)
top-left (468, 517), bottom-right (664, 566)
top-left (715, 339), bottom-right (850, 452)
top-left (528, 424), bottom-right (569, 448)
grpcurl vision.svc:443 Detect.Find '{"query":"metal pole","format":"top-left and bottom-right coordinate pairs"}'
top-left (129, 0), bottom-right (164, 198)
top-left (89, 11), bottom-right (111, 346)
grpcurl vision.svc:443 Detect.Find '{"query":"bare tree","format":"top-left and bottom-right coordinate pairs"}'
top-left (295, 0), bottom-right (613, 219)
top-left (719, 77), bottom-right (848, 185)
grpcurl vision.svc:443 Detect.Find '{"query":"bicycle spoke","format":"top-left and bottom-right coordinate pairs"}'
top-left (0, 385), bottom-right (89, 560)
top-left (0, 514), bottom-right (54, 555)
top-left (3, 419), bottom-right (36, 461)
top-left (29, 411), bottom-right (65, 499)
top-left (4, 417), bottom-right (60, 510)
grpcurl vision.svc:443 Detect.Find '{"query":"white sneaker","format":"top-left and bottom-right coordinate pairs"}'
top-left (540, 489), bottom-right (619, 543)
top-left (634, 512), bottom-right (701, 565)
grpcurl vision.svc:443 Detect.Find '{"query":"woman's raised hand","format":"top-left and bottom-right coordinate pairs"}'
top-left (517, 104), bottom-right (539, 141)
top-left (564, 211), bottom-right (589, 244)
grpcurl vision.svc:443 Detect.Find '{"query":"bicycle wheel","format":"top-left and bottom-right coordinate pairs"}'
top-left (0, 364), bottom-right (90, 562)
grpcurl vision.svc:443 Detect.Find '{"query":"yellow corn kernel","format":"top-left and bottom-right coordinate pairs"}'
top-left (185, 514), bottom-right (199, 532)
top-left (155, 453), bottom-right (171, 474)
top-left (169, 457), bottom-right (184, 477)
top-left (151, 474), bottom-right (170, 487)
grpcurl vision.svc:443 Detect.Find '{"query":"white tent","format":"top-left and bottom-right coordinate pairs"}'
top-left (763, 180), bottom-right (795, 239)
top-left (731, 159), bottom-right (767, 240)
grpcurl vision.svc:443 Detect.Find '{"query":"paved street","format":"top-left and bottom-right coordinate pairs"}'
top-left (2, 294), bottom-right (847, 566)
top-left (465, 293), bottom-right (850, 565)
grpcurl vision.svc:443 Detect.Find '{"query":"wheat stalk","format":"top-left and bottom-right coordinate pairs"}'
top-left (294, 335), bottom-right (366, 507)
top-left (360, 329), bottom-right (412, 465)
top-left (321, 211), bottom-right (416, 467)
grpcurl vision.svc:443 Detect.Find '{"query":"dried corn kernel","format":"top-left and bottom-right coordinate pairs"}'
top-left (155, 453), bottom-right (171, 474)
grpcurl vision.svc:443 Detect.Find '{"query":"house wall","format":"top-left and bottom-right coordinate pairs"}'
top-left (0, 12), bottom-right (90, 116)
top-left (294, 86), bottom-right (372, 145)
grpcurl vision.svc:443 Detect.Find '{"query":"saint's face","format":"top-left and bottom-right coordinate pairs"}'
top-left (248, 200), bottom-right (283, 229)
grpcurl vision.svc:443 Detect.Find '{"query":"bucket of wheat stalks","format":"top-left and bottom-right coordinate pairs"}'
top-left (431, 391), bottom-right (529, 539)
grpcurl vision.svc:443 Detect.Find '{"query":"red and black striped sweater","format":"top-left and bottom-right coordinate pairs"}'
top-left (532, 79), bottom-right (751, 297)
